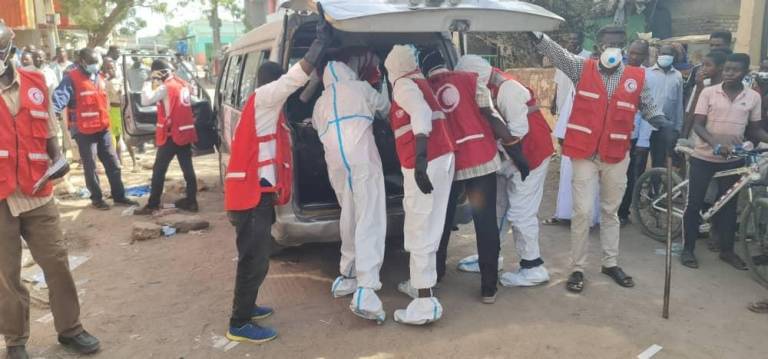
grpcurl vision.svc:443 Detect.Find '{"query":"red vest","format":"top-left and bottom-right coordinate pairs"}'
top-left (69, 68), bottom-right (110, 134)
top-left (488, 68), bottom-right (555, 170)
top-left (156, 77), bottom-right (198, 146)
top-left (224, 94), bottom-right (292, 211)
top-left (0, 69), bottom-right (54, 199)
top-left (428, 71), bottom-right (498, 172)
top-left (390, 77), bottom-right (454, 169)
top-left (564, 59), bottom-right (645, 163)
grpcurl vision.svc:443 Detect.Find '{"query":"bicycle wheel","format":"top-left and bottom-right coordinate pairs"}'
top-left (631, 168), bottom-right (685, 242)
top-left (739, 200), bottom-right (768, 289)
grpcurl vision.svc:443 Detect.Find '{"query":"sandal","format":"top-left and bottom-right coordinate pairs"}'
top-left (680, 251), bottom-right (699, 269)
top-left (747, 300), bottom-right (768, 314)
top-left (542, 217), bottom-right (568, 225)
top-left (601, 266), bottom-right (635, 288)
top-left (565, 271), bottom-right (584, 293)
top-left (719, 252), bottom-right (748, 271)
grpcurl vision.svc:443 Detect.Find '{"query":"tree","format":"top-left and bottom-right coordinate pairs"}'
top-left (59, 0), bottom-right (167, 47)
top-left (156, 23), bottom-right (191, 49)
top-left (180, 0), bottom-right (243, 59)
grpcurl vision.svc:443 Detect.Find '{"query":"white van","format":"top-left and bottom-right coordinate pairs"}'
top-left (214, 0), bottom-right (563, 247)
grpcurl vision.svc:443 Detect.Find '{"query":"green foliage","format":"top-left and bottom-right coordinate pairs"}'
top-left (58, 0), bottom-right (168, 46)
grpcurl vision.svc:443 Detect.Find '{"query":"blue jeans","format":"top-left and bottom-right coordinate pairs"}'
top-left (74, 130), bottom-right (126, 203)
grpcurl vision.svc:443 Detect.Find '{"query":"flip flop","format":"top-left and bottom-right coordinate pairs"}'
top-left (542, 217), bottom-right (568, 225)
top-left (747, 300), bottom-right (768, 314)
top-left (601, 266), bottom-right (635, 288)
top-left (565, 271), bottom-right (584, 293)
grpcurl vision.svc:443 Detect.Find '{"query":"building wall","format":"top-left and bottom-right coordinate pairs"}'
top-left (665, 0), bottom-right (742, 36)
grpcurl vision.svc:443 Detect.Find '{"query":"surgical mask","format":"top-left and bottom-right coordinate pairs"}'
top-left (657, 55), bottom-right (674, 68)
top-left (600, 48), bottom-right (623, 69)
top-left (758, 72), bottom-right (768, 81)
top-left (85, 63), bottom-right (101, 74)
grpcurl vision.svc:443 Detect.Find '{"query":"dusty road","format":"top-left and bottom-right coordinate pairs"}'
top-left (7, 151), bottom-right (768, 359)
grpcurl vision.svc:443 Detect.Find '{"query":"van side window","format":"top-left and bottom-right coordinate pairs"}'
top-left (223, 55), bottom-right (244, 107)
top-left (239, 51), bottom-right (265, 107)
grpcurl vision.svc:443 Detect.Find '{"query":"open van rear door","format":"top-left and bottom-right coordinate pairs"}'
top-left (281, 0), bottom-right (563, 32)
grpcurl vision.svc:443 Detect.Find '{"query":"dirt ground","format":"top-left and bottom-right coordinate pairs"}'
top-left (6, 150), bottom-right (768, 359)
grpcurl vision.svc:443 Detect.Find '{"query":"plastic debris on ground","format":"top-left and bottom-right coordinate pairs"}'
top-left (22, 255), bottom-right (90, 290)
top-left (121, 205), bottom-right (138, 216)
top-left (654, 242), bottom-right (683, 257)
top-left (637, 344), bottom-right (663, 359)
top-left (125, 185), bottom-right (151, 198)
top-left (162, 226), bottom-right (177, 237)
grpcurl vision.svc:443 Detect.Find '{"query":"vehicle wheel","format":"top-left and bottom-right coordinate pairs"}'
top-left (739, 200), bottom-right (768, 289)
top-left (631, 168), bottom-right (685, 242)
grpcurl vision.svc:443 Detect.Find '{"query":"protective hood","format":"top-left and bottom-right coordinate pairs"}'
top-left (455, 55), bottom-right (492, 85)
top-left (323, 61), bottom-right (358, 88)
top-left (384, 44), bottom-right (421, 82)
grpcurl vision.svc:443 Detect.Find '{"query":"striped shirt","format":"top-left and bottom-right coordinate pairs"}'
top-left (0, 64), bottom-right (58, 217)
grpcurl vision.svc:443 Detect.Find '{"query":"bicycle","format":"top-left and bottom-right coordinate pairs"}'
top-left (631, 144), bottom-right (768, 288)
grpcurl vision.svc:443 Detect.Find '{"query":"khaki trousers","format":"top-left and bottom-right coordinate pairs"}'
top-left (570, 155), bottom-right (630, 272)
top-left (0, 200), bottom-right (83, 346)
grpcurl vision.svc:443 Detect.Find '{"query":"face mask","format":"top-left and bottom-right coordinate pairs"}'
top-left (85, 63), bottom-right (100, 74)
top-left (600, 48), bottom-right (623, 69)
top-left (657, 55), bottom-right (674, 68)
top-left (758, 72), bottom-right (768, 81)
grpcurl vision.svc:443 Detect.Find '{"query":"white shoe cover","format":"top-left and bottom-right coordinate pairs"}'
top-left (397, 280), bottom-right (419, 300)
top-left (331, 276), bottom-right (357, 298)
top-left (394, 297), bottom-right (443, 325)
top-left (456, 255), bottom-right (505, 273)
top-left (500, 266), bottom-right (550, 287)
top-left (350, 288), bottom-right (386, 323)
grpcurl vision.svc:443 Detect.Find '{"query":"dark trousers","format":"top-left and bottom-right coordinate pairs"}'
top-left (228, 194), bottom-right (275, 328)
top-left (683, 157), bottom-right (743, 253)
top-left (619, 140), bottom-right (644, 219)
top-left (147, 140), bottom-right (197, 208)
top-left (649, 130), bottom-right (669, 168)
top-left (75, 130), bottom-right (126, 203)
top-left (436, 173), bottom-right (499, 293)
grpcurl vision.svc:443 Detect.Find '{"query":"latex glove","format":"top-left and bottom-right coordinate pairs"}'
top-left (303, 3), bottom-right (333, 68)
top-left (503, 142), bottom-right (530, 181)
top-left (49, 160), bottom-right (70, 180)
top-left (414, 135), bottom-right (433, 194)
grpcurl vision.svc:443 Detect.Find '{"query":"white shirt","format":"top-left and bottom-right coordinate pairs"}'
top-left (392, 75), bottom-right (433, 136)
top-left (141, 81), bottom-right (170, 114)
top-left (496, 79), bottom-right (532, 138)
top-left (252, 63), bottom-right (310, 185)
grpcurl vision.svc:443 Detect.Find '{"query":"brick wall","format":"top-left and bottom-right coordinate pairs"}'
top-left (670, 15), bottom-right (740, 36)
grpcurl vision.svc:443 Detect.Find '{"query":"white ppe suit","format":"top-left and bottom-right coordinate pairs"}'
top-left (385, 45), bottom-right (453, 325)
top-left (312, 61), bottom-right (390, 322)
top-left (453, 55), bottom-right (549, 286)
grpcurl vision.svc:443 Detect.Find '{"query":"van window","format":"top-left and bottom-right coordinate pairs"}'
top-left (223, 55), bottom-right (244, 107)
top-left (239, 51), bottom-right (264, 107)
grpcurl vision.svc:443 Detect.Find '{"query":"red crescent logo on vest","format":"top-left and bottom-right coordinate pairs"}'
top-left (27, 88), bottom-right (45, 105)
top-left (395, 109), bottom-right (405, 119)
top-left (624, 79), bottom-right (638, 93)
top-left (180, 88), bottom-right (192, 107)
top-left (436, 83), bottom-right (460, 113)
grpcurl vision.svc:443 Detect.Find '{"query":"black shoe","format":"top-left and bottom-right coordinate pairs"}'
top-left (566, 271), bottom-right (584, 293)
top-left (619, 217), bottom-right (630, 226)
top-left (174, 198), bottom-right (199, 212)
top-left (113, 198), bottom-right (139, 207)
top-left (601, 266), bottom-right (635, 287)
top-left (58, 330), bottom-right (100, 354)
top-left (134, 205), bottom-right (159, 216)
top-left (6, 346), bottom-right (29, 359)
top-left (481, 286), bottom-right (497, 304)
top-left (91, 201), bottom-right (110, 211)
top-left (719, 252), bottom-right (748, 271)
top-left (680, 250), bottom-right (699, 269)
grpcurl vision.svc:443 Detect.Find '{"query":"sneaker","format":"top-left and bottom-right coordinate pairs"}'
top-left (134, 205), bottom-right (159, 216)
top-left (397, 280), bottom-right (419, 299)
top-left (331, 276), bottom-right (357, 298)
top-left (91, 201), bottom-right (110, 211)
top-left (175, 198), bottom-right (199, 212)
top-left (58, 330), bottom-right (100, 354)
top-left (500, 266), bottom-right (550, 287)
top-left (481, 287), bottom-right (497, 304)
top-left (113, 198), bottom-right (139, 207)
top-left (6, 346), bottom-right (29, 359)
top-left (251, 306), bottom-right (274, 320)
top-left (226, 323), bottom-right (277, 344)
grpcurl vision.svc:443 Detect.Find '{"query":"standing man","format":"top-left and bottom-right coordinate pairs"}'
top-left (126, 51), bottom-right (149, 93)
top-left (416, 50), bottom-right (527, 304)
top-left (102, 57), bottom-right (135, 169)
top-left (454, 55), bottom-right (555, 287)
top-left (223, 7), bottom-right (332, 343)
top-left (49, 47), bottom-right (72, 84)
top-left (312, 61), bottom-right (390, 322)
top-left (0, 22), bottom-right (100, 359)
top-left (546, 31), bottom-right (599, 226)
top-left (681, 54), bottom-right (766, 269)
top-left (530, 26), bottom-right (674, 293)
top-left (135, 59), bottom-right (198, 214)
top-left (52, 48), bottom-right (138, 210)
top-left (684, 31), bottom-right (732, 104)
top-left (644, 45), bottom-right (684, 169)
top-left (384, 45), bottom-right (454, 325)
top-left (619, 40), bottom-right (651, 225)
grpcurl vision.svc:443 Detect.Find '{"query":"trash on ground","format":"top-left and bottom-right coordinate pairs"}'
top-left (155, 214), bottom-right (210, 233)
top-left (125, 185), bottom-right (151, 198)
top-left (655, 242), bottom-right (683, 257)
top-left (637, 344), bottom-right (663, 359)
top-left (121, 205), bottom-right (139, 216)
top-left (22, 255), bottom-right (90, 289)
top-left (162, 225), bottom-right (177, 237)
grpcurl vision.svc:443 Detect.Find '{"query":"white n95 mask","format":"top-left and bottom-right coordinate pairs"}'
top-left (600, 48), bottom-right (623, 69)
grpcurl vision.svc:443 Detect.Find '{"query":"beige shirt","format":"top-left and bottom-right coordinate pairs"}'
top-left (693, 83), bottom-right (763, 163)
top-left (0, 65), bottom-right (59, 216)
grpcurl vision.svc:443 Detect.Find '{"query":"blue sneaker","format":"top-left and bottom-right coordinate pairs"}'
top-left (226, 323), bottom-right (277, 344)
top-left (251, 306), bottom-right (274, 320)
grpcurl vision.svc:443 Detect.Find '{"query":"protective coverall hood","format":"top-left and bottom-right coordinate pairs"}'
top-left (455, 55), bottom-right (492, 86)
top-left (384, 45), bottom-right (421, 81)
top-left (323, 61), bottom-right (358, 88)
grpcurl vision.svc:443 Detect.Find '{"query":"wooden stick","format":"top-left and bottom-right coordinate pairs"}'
top-left (663, 156), bottom-right (673, 319)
